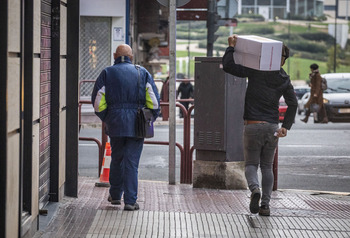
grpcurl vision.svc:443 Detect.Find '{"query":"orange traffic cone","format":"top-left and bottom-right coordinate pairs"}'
top-left (95, 142), bottom-right (111, 187)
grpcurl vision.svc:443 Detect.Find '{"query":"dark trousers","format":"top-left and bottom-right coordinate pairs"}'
top-left (109, 136), bottom-right (144, 204)
top-left (244, 123), bottom-right (279, 206)
top-left (179, 102), bottom-right (189, 118)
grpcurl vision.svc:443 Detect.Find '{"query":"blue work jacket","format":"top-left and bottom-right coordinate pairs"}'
top-left (91, 56), bottom-right (160, 137)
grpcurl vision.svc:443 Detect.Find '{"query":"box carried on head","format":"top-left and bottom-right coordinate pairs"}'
top-left (234, 35), bottom-right (283, 71)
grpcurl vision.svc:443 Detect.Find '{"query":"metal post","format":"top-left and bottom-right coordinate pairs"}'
top-left (169, 0), bottom-right (176, 185)
top-left (65, 0), bottom-right (80, 197)
top-left (287, 0), bottom-right (290, 74)
top-left (334, 0), bottom-right (338, 73)
top-left (254, 0), bottom-right (258, 14)
top-left (270, 0), bottom-right (274, 20)
top-left (207, 0), bottom-right (215, 57)
top-left (238, 0), bottom-right (242, 15)
top-left (187, 21), bottom-right (191, 79)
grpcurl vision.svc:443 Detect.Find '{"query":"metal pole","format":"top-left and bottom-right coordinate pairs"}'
top-left (187, 21), bottom-right (190, 79)
top-left (334, 0), bottom-right (338, 73)
top-left (169, 0), bottom-right (176, 185)
top-left (207, 0), bottom-right (215, 57)
top-left (270, 0), bottom-right (274, 20)
top-left (287, 0), bottom-right (290, 74)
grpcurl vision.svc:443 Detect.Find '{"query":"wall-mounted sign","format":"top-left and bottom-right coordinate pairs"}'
top-left (113, 27), bottom-right (124, 41)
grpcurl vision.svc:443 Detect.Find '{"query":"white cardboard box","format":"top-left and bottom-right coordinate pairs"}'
top-left (234, 35), bottom-right (283, 71)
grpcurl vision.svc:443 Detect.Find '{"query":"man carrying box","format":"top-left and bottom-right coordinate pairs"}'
top-left (222, 35), bottom-right (297, 216)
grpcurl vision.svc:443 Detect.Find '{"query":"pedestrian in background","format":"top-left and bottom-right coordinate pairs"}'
top-left (160, 76), bottom-right (169, 121)
top-left (301, 63), bottom-right (328, 123)
top-left (91, 44), bottom-right (160, 211)
top-left (222, 34), bottom-right (297, 216)
top-left (177, 78), bottom-right (194, 118)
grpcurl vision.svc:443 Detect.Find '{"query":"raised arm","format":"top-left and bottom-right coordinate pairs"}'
top-left (222, 35), bottom-right (251, 78)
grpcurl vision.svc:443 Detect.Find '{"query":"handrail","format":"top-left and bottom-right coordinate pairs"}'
top-left (78, 99), bottom-right (193, 183)
top-left (78, 79), bottom-right (279, 188)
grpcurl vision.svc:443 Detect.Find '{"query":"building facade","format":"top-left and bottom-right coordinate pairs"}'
top-left (0, 1), bottom-right (79, 237)
top-left (324, 0), bottom-right (350, 19)
top-left (239, 0), bottom-right (324, 19)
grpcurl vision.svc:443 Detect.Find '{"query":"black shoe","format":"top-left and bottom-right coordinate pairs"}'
top-left (108, 195), bottom-right (121, 205)
top-left (300, 118), bottom-right (308, 123)
top-left (249, 188), bottom-right (261, 214)
top-left (124, 203), bottom-right (140, 211)
top-left (259, 205), bottom-right (270, 216)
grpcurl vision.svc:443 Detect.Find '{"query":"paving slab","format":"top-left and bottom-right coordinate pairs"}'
top-left (34, 177), bottom-right (350, 238)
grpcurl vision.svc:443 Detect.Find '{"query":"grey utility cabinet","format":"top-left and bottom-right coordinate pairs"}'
top-left (194, 57), bottom-right (246, 162)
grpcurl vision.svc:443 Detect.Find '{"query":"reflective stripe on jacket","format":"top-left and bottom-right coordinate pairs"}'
top-left (91, 56), bottom-right (160, 137)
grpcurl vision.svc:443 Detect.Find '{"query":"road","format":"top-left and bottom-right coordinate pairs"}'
top-left (78, 114), bottom-right (350, 193)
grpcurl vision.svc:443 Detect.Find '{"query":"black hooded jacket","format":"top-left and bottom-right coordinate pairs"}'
top-left (222, 46), bottom-right (297, 130)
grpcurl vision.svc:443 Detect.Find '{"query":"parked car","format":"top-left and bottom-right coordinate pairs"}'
top-left (294, 85), bottom-right (310, 100)
top-left (321, 73), bottom-right (350, 122)
top-left (279, 96), bottom-right (288, 122)
top-left (297, 92), bottom-right (310, 115)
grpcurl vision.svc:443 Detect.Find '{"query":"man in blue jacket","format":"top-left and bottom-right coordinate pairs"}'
top-left (222, 35), bottom-right (297, 216)
top-left (92, 44), bottom-right (160, 211)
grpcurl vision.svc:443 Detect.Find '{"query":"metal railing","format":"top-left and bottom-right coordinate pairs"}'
top-left (78, 99), bottom-right (194, 183)
top-left (78, 79), bottom-right (279, 188)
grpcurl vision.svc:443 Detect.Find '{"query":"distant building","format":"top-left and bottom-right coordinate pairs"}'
top-left (324, 0), bottom-right (350, 19)
top-left (239, 0), bottom-right (324, 19)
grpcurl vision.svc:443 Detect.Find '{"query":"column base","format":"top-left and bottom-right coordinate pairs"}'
top-left (193, 160), bottom-right (247, 190)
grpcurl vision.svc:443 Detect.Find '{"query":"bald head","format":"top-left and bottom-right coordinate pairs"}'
top-left (114, 44), bottom-right (133, 60)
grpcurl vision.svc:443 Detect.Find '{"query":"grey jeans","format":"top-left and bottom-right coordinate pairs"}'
top-left (244, 123), bottom-right (279, 206)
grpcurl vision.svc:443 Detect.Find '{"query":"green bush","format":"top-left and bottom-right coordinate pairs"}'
top-left (239, 26), bottom-right (275, 34)
top-left (317, 15), bottom-right (327, 21)
top-left (236, 14), bottom-right (265, 21)
top-left (299, 32), bottom-right (334, 44)
top-left (292, 51), bottom-right (328, 61)
top-left (288, 14), bottom-right (327, 21)
top-left (275, 34), bottom-right (303, 41)
top-left (288, 41), bottom-right (327, 53)
top-left (176, 31), bottom-right (207, 40)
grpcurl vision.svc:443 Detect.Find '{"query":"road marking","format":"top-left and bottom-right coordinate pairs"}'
top-left (279, 145), bottom-right (324, 148)
top-left (282, 173), bottom-right (350, 179)
top-left (279, 156), bottom-right (350, 158)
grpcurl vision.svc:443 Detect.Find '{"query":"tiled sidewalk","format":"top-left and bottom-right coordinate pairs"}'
top-left (35, 177), bottom-right (350, 238)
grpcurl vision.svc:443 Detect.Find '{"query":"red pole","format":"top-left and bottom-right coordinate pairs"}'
top-left (186, 105), bottom-right (195, 184)
top-left (176, 103), bottom-right (188, 183)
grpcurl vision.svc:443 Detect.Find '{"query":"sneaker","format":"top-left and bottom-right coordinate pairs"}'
top-left (124, 203), bottom-right (140, 211)
top-left (259, 205), bottom-right (270, 216)
top-left (108, 195), bottom-right (121, 205)
top-left (249, 188), bottom-right (261, 214)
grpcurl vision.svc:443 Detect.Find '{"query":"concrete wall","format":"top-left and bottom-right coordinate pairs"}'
top-left (4, 0), bottom-right (69, 236)
top-left (80, 0), bottom-right (125, 17)
top-left (6, 0), bottom-right (21, 236)
top-left (111, 17), bottom-right (125, 63)
top-left (324, 0), bottom-right (350, 18)
top-left (59, 2), bottom-right (68, 196)
top-left (80, 0), bottom-right (126, 66)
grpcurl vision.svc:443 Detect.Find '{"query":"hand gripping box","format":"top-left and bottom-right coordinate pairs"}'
top-left (234, 35), bottom-right (283, 71)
